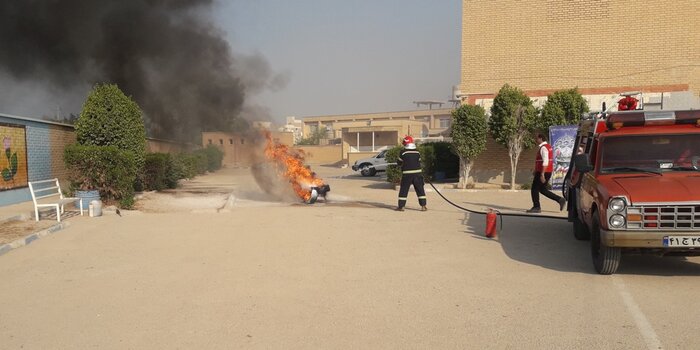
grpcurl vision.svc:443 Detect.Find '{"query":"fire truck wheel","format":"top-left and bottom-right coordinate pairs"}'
top-left (573, 216), bottom-right (590, 241)
top-left (591, 212), bottom-right (621, 275)
top-left (360, 164), bottom-right (376, 177)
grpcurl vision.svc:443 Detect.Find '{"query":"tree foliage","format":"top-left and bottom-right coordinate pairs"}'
top-left (64, 144), bottom-right (137, 208)
top-left (75, 83), bottom-right (147, 169)
top-left (451, 104), bottom-right (488, 188)
top-left (488, 84), bottom-right (537, 189)
top-left (537, 88), bottom-right (589, 131)
top-left (297, 127), bottom-right (328, 145)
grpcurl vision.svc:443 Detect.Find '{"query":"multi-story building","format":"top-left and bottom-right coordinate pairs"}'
top-left (279, 116), bottom-right (303, 144)
top-left (300, 108), bottom-right (454, 164)
top-left (459, 0), bottom-right (699, 105)
top-left (457, 0), bottom-right (700, 184)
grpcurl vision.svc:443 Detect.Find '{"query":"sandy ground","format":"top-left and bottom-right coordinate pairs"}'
top-left (1, 165), bottom-right (700, 349)
top-left (0, 219), bottom-right (56, 245)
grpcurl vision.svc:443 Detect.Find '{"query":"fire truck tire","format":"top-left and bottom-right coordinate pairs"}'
top-left (591, 212), bottom-right (621, 275)
top-left (360, 164), bottom-right (376, 177)
top-left (573, 217), bottom-right (590, 241)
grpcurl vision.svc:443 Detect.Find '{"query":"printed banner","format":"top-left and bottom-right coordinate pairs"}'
top-left (549, 125), bottom-right (578, 191)
top-left (0, 124), bottom-right (28, 191)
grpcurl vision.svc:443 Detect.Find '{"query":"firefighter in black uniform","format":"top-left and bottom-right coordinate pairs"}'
top-left (396, 136), bottom-right (427, 211)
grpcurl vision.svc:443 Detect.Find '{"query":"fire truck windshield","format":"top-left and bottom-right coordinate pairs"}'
top-left (600, 134), bottom-right (700, 173)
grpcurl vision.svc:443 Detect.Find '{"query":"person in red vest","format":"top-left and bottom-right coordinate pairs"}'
top-left (527, 133), bottom-right (566, 213)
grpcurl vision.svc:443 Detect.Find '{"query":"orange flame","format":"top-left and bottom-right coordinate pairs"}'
top-left (262, 131), bottom-right (324, 201)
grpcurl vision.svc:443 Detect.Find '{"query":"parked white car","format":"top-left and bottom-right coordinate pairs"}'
top-left (351, 150), bottom-right (388, 176)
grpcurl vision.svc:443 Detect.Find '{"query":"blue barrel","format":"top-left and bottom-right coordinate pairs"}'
top-left (75, 190), bottom-right (100, 210)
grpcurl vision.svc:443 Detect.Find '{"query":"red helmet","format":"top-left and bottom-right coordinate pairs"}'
top-left (402, 135), bottom-right (414, 145)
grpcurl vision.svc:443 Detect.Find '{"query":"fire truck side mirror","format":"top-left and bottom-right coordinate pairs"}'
top-left (573, 154), bottom-right (593, 173)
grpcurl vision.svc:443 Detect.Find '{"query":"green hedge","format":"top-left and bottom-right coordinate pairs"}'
top-left (424, 142), bottom-right (459, 180)
top-left (385, 142), bottom-right (459, 184)
top-left (196, 144), bottom-right (224, 172)
top-left (64, 144), bottom-right (137, 208)
top-left (137, 146), bottom-right (225, 191)
top-left (141, 153), bottom-right (178, 191)
top-left (172, 153), bottom-right (198, 180)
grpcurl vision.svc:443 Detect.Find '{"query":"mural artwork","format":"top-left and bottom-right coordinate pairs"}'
top-left (0, 124), bottom-right (28, 190)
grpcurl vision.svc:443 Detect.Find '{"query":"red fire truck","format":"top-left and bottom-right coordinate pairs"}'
top-left (564, 105), bottom-right (700, 274)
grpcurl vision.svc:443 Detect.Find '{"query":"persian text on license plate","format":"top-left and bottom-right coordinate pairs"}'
top-left (663, 236), bottom-right (700, 247)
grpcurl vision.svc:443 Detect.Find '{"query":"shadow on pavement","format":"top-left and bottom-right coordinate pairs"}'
top-left (465, 211), bottom-right (700, 275)
top-left (462, 201), bottom-right (563, 215)
top-left (363, 182), bottom-right (395, 190)
top-left (465, 211), bottom-right (593, 274)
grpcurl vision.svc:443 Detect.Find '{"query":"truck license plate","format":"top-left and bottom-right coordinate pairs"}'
top-left (663, 236), bottom-right (700, 247)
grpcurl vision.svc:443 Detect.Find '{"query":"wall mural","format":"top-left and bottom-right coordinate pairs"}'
top-left (0, 124), bottom-right (28, 190)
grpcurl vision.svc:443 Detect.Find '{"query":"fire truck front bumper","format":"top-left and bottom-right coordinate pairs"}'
top-left (601, 229), bottom-right (700, 249)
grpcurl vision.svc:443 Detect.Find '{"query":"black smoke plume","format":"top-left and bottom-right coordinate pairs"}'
top-left (0, 0), bottom-right (282, 141)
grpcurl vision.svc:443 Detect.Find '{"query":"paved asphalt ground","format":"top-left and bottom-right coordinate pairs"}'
top-left (1, 167), bottom-right (699, 349)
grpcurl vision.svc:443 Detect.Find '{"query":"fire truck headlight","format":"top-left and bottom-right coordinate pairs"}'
top-left (609, 198), bottom-right (626, 212)
top-left (609, 214), bottom-right (626, 228)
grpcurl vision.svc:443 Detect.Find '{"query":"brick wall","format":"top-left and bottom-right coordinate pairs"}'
top-left (201, 131), bottom-right (295, 167)
top-left (49, 125), bottom-right (77, 183)
top-left (296, 145), bottom-right (342, 164)
top-left (147, 138), bottom-right (196, 154)
top-left (471, 136), bottom-right (536, 185)
top-left (0, 114), bottom-right (75, 206)
top-left (460, 0), bottom-right (700, 95)
top-left (0, 113), bottom-right (191, 207)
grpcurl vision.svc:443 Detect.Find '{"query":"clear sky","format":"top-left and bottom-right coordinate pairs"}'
top-left (214, 0), bottom-right (462, 120)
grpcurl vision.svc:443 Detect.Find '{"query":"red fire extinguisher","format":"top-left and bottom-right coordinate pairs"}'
top-left (485, 208), bottom-right (499, 238)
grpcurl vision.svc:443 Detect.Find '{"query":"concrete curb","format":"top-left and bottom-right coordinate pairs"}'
top-left (0, 221), bottom-right (71, 257)
top-left (0, 213), bottom-right (32, 224)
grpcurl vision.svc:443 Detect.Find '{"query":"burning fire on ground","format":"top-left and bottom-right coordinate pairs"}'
top-left (262, 131), bottom-right (329, 203)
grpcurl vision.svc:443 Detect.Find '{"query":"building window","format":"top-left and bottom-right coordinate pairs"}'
top-left (439, 118), bottom-right (451, 128)
top-left (219, 139), bottom-right (223, 145)
top-left (229, 139), bottom-right (233, 145)
top-left (208, 139), bottom-right (212, 145)
top-left (240, 139), bottom-right (245, 145)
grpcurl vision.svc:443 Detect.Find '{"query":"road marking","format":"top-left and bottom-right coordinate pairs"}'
top-left (612, 276), bottom-right (663, 350)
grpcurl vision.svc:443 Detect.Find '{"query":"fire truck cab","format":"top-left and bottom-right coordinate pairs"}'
top-left (564, 107), bottom-right (700, 274)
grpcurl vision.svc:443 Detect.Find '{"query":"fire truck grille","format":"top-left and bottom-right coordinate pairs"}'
top-left (626, 205), bottom-right (700, 230)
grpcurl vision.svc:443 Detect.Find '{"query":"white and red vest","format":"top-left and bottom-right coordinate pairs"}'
top-left (535, 143), bottom-right (554, 173)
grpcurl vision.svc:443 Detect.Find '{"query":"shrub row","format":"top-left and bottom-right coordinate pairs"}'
top-left (65, 144), bottom-right (226, 207)
top-left (386, 142), bottom-right (459, 183)
top-left (138, 145), bottom-right (225, 191)
top-left (385, 142), bottom-right (458, 184)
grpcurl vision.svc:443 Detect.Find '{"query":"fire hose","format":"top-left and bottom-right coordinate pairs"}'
top-left (356, 163), bottom-right (568, 237)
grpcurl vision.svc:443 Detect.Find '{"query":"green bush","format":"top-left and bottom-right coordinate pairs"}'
top-left (74, 83), bottom-right (147, 170)
top-left (190, 145), bottom-right (223, 174)
top-left (141, 153), bottom-right (178, 191)
top-left (385, 144), bottom-right (439, 184)
top-left (64, 144), bottom-right (137, 208)
top-left (417, 143), bottom-right (435, 181)
top-left (385, 146), bottom-right (403, 184)
top-left (172, 153), bottom-right (198, 180)
top-left (202, 144), bottom-right (224, 172)
top-left (192, 150), bottom-right (209, 174)
top-left (428, 142), bottom-right (460, 179)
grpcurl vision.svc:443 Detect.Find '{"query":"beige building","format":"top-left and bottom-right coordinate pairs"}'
top-left (457, 0), bottom-right (700, 184)
top-left (460, 0), bottom-right (700, 101)
top-left (301, 109), bottom-right (454, 164)
top-left (202, 131), bottom-right (294, 167)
